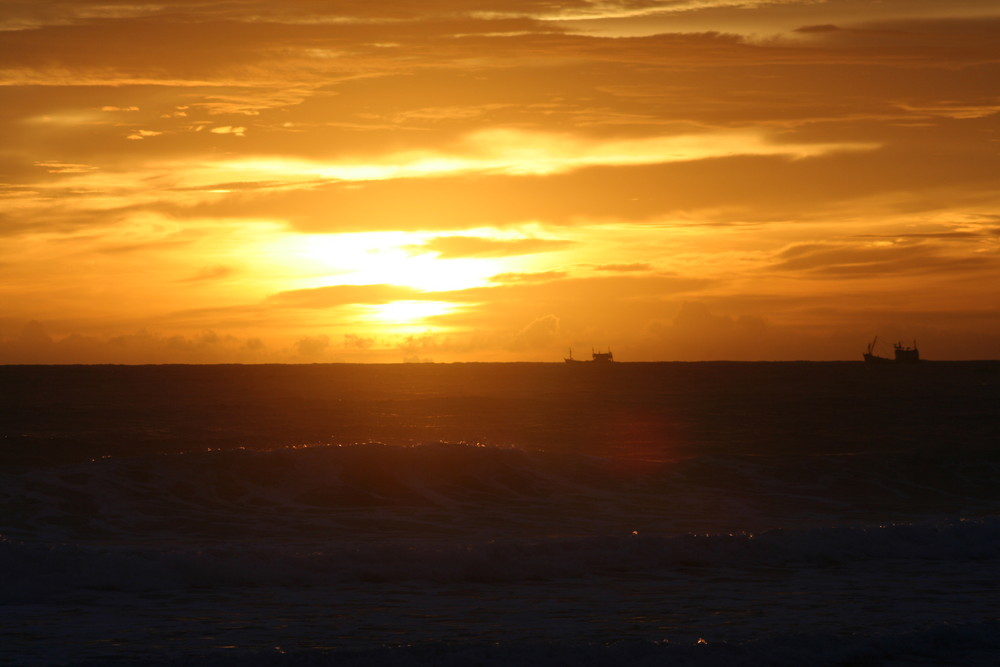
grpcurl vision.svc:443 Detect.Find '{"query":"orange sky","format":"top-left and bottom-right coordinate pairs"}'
top-left (2, 0), bottom-right (999, 362)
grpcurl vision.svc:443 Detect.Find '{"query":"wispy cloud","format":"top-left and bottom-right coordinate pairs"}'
top-left (411, 235), bottom-right (575, 258)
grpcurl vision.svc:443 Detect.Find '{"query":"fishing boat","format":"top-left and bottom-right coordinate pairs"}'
top-left (591, 348), bottom-right (614, 363)
top-left (564, 348), bottom-right (614, 363)
top-left (863, 336), bottom-right (919, 363)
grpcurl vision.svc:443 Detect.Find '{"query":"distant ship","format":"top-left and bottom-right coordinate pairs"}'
top-left (564, 348), bottom-right (615, 363)
top-left (863, 336), bottom-right (920, 363)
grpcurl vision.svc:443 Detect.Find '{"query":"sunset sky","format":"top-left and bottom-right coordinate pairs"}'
top-left (2, 0), bottom-right (999, 363)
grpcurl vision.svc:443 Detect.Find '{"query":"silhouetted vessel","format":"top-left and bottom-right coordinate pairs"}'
top-left (863, 337), bottom-right (919, 363)
top-left (564, 348), bottom-right (614, 363)
top-left (591, 348), bottom-right (614, 363)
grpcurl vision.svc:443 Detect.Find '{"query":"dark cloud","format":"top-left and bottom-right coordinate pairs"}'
top-left (490, 270), bottom-right (568, 283)
top-left (795, 24), bottom-right (841, 33)
top-left (856, 231), bottom-right (983, 240)
top-left (593, 262), bottom-right (652, 272)
top-left (771, 241), bottom-right (997, 278)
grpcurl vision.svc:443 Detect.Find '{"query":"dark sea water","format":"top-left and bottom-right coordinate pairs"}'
top-left (2, 362), bottom-right (999, 665)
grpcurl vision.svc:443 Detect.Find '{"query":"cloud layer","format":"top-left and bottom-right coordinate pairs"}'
top-left (2, 0), bottom-right (999, 361)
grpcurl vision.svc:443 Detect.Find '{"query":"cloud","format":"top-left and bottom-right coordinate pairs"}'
top-left (180, 265), bottom-right (234, 282)
top-left (213, 128), bottom-right (877, 183)
top-left (511, 314), bottom-right (562, 350)
top-left (593, 262), bottom-right (652, 272)
top-left (413, 235), bottom-right (574, 258)
top-left (344, 333), bottom-right (376, 349)
top-left (647, 302), bottom-right (772, 360)
top-left (490, 270), bottom-right (568, 283)
top-left (467, 272), bottom-right (714, 304)
top-left (168, 152), bottom-right (917, 234)
top-left (795, 24), bottom-right (841, 34)
top-left (126, 129), bottom-right (162, 140)
top-left (267, 284), bottom-right (427, 308)
top-left (293, 334), bottom-right (331, 359)
top-left (33, 161), bottom-right (97, 174)
top-left (426, 273), bottom-right (717, 338)
top-left (0, 320), bottom-right (276, 364)
top-left (210, 126), bottom-right (247, 136)
top-left (771, 241), bottom-right (997, 278)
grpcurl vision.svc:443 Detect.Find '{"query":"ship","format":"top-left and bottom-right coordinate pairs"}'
top-left (564, 348), bottom-right (615, 363)
top-left (863, 336), bottom-right (920, 363)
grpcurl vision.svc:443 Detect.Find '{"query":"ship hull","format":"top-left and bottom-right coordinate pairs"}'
top-left (863, 353), bottom-right (893, 364)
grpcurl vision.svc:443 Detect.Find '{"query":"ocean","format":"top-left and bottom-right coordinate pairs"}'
top-left (2, 362), bottom-right (998, 665)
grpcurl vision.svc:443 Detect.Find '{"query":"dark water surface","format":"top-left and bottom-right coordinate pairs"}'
top-left (4, 361), bottom-right (998, 464)
top-left (2, 362), bottom-right (999, 665)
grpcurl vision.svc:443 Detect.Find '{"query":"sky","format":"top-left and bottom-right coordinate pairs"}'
top-left (2, 0), bottom-right (999, 363)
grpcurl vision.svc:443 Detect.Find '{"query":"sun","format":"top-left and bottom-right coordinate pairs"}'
top-left (257, 229), bottom-right (545, 331)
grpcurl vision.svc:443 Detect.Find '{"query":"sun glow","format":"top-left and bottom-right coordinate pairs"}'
top-left (345, 252), bottom-right (499, 293)
top-left (273, 231), bottom-right (520, 292)
top-left (366, 300), bottom-right (459, 324)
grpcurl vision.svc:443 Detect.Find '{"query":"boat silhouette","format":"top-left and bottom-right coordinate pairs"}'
top-left (863, 336), bottom-right (919, 363)
top-left (564, 348), bottom-right (614, 363)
